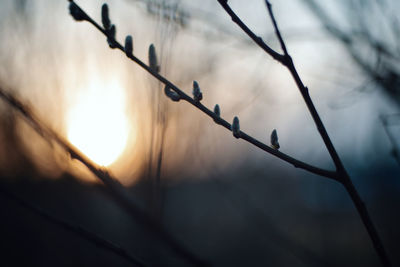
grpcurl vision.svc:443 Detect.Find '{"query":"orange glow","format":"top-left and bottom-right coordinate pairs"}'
top-left (67, 80), bottom-right (129, 166)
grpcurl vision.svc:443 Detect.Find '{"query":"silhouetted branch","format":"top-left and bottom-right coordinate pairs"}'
top-left (67, 0), bottom-right (338, 182)
top-left (0, 185), bottom-right (146, 266)
top-left (380, 114), bottom-right (400, 165)
top-left (217, 0), bottom-right (345, 176)
top-left (216, 1), bottom-right (392, 266)
top-left (0, 87), bottom-right (207, 266)
top-left (67, 0), bottom-right (392, 265)
top-left (264, 0), bottom-right (288, 56)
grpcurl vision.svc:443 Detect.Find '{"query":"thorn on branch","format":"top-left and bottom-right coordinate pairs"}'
top-left (270, 129), bottom-right (280, 149)
top-left (125, 35), bottom-right (133, 57)
top-left (164, 85), bottom-right (180, 102)
top-left (102, 3), bottom-right (111, 30)
top-left (231, 116), bottom-right (240, 138)
top-left (148, 44), bottom-right (160, 73)
top-left (69, 2), bottom-right (88, 21)
top-left (192, 81), bottom-right (203, 102)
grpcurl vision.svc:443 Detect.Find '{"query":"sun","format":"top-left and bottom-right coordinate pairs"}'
top-left (67, 80), bottom-right (129, 166)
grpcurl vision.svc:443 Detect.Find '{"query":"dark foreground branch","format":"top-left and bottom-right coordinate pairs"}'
top-left (217, 0), bottom-right (346, 176)
top-left (217, 1), bottom-right (392, 266)
top-left (0, 185), bottom-right (146, 266)
top-left (0, 88), bottom-right (208, 266)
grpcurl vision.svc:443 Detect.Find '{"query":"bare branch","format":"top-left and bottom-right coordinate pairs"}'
top-left (216, 0), bottom-right (285, 63)
top-left (216, 1), bottom-right (392, 266)
top-left (264, 0), bottom-right (288, 55)
top-left (0, 185), bottom-right (146, 266)
top-left (66, 0), bottom-right (393, 265)
top-left (0, 87), bottom-right (208, 266)
top-left (66, 0), bottom-right (339, 181)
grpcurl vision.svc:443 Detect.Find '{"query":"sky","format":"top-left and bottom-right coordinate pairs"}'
top-left (0, 0), bottom-right (398, 186)
top-left (0, 1), bottom-right (399, 266)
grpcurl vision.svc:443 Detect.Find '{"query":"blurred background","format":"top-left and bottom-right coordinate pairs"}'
top-left (0, 0), bottom-right (399, 266)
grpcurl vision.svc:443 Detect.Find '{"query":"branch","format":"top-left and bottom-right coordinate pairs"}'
top-left (66, 0), bottom-right (339, 182)
top-left (380, 114), bottom-right (400, 166)
top-left (0, 185), bottom-right (146, 266)
top-left (217, 1), bottom-right (392, 266)
top-left (215, 1), bottom-right (285, 63)
top-left (0, 87), bottom-right (208, 266)
top-left (217, 0), bottom-right (345, 176)
top-left (264, 0), bottom-right (288, 55)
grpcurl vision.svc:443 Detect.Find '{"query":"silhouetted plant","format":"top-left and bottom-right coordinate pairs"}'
top-left (0, 87), bottom-right (207, 266)
top-left (66, 0), bottom-right (392, 266)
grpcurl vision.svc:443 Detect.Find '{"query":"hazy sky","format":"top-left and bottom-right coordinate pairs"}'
top-left (0, 0), bottom-right (398, 184)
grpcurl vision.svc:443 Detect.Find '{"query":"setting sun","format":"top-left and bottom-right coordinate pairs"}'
top-left (67, 80), bottom-right (129, 166)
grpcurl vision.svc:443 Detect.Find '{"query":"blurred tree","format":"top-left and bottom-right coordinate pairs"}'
top-left (303, 0), bottom-right (400, 106)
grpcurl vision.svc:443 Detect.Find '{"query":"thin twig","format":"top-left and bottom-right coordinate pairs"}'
top-left (380, 114), bottom-right (400, 165)
top-left (0, 185), bottom-right (146, 266)
top-left (217, 1), bottom-right (392, 266)
top-left (66, 0), bottom-right (338, 182)
top-left (214, 1), bottom-right (285, 63)
top-left (264, 0), bottom-right (288, 55)
top-left (0, 87), bottom-right (207, 266)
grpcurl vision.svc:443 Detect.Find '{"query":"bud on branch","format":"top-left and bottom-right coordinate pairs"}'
top-left (232, 116), bottom-right (240, 138)
top-left (192, 81), bottom-right (203, 102)
top-left (214, 104), bottom-right (220, 123)
top-left (270, 129), bottom-right (280, 149)
top-left (125, 35), bottom-right (133, 57)
top-left (107, 24), bottom-right (117, 49)
top-left (148, 44), bottom-right (160, 73)
top-left (164, 85), bottom-right (181, 102)
top-left (69, 2), bottom-right (88, 21)
top-left (101, 3), bottom-right (111, 30)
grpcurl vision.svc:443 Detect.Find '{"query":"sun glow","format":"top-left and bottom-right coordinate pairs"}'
top-left (67, 80), bottom-right (129, 166)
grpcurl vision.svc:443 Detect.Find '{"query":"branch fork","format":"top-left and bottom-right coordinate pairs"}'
top-left (65, 0), bottom-right (392, 266)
